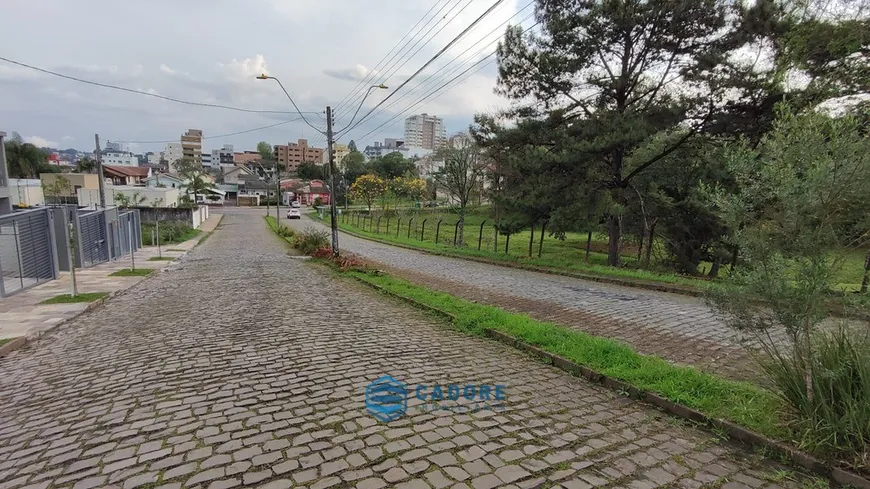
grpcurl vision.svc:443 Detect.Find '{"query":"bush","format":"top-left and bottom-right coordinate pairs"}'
top-left (764, 327), bottom-right (870, 466)
top-left (313, 196), bottom-right (323, 208)
top-left (294, 227), bottom-right (330, 255)
top-left (142, 221), bottom-right (198, 245)
top-left (275, 225), bottom-right (295, 238)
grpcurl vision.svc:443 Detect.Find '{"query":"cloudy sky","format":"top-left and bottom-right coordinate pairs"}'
top-left (0, 0), bottom-right (534, 155)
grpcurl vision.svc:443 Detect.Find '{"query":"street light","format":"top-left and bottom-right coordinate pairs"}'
top-left (255, 74), bottom-right (387, 257)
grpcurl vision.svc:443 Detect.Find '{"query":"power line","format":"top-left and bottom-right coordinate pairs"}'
top-left (331, 0), bottom-right (453, 117)
top-left (335, 0), bottom-right (478, 129)
top-left (341, 7), bottom-right (534, 140)
top-left (333, 0), bottom-right (469, 121)
top-left (0, 56), bottom-right (321, 115)
top-left (340, 0), bottom-right (509, 136)
top-left (353, 21), bottom-right (540, 144)
top-left (112, 118), bottom-right (303, 144)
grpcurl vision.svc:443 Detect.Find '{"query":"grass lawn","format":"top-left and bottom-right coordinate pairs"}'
top-left (147, 256), bottom-right (175, 262)
top-left (0, 338), bottom-right (12, 347)
top-left (40, 292), bottom-right (108, 305)
top-left (142, 222), bottom-right (200, 245)
top-left (336, 208), bottom-right (869, 292)
top-left (109, 268), bottom-right (154, 277)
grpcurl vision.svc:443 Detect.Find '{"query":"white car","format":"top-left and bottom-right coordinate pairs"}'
top-left (287, 208), bottom-right (301, 219)
top-left (291, 201), bottom-right (301, 208)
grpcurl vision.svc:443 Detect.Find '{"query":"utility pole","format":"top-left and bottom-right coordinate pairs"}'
top-left (94, 134), bottom-right (106, 208)
top-left (275, 145), bottom-right (282, 226)
top-left (326, 106), bottom-right (339, 257)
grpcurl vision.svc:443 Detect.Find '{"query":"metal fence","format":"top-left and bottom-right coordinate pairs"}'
top-left (0, 208), bottom-right (59, 297)
top-left (75, 209), bottom-right (109, 268)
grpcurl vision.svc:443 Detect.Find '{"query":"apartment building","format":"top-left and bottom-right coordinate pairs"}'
top-left (102, 151), bottom-right (138, 166)
top-left (181, 129), bottom-right (203, 164)
top-left (274, 139), bottom-right (325, 172)
top-left (404, 113), bottom-right (446, 150)
top-left (164, 142), bottom-right (183, 167)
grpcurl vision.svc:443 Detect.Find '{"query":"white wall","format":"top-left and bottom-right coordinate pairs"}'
top-left (78, 186), bottom-right (180, 208)
top-left (8, 179), bottom-right (45, 207)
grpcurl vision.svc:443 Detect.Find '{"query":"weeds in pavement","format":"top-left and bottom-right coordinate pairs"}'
top-left (40, 292), bottom-right (108, 304)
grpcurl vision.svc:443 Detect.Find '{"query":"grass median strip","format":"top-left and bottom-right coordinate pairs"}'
top-left (109, 268), bottom-right (154, 277)
top-left (148, 256), bottom-right (175, 262)
top-left (344, 267), bottom-right (785, 441)
top-left (40, 292), bottom-right (108, 304)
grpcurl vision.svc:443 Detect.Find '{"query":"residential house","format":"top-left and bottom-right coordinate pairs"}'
top-left (40, 173), bottom-right (102, 204)
top-left (143, 173), bottom-right (185, 189)
top-left (281, 178), bottom-right (330, 206)
top-left (102, 165), bottom-right (151, 186)
top-left (222, 165), bottom-right (254, 186)
top-left (233, 151), bottom-right (261, 165)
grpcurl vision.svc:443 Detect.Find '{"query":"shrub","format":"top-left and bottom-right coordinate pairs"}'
top-left (763, 327), bottom-right (870, 466)
top-left (294, 227), bottom-right (330, 255)
top-left (142, 221), bottom-right (197, 245)
top-left (275, 225), bottom-right (295, 238)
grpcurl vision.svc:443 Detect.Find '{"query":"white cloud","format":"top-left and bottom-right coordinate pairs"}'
top-left (25, 136), bottom-right (58, 148)
top-left (159, 64), bottom-right (176, 75)
top-left (323, 64), bottom-right (374, 82)
top-left (220, 55), bottom-right (270, 82)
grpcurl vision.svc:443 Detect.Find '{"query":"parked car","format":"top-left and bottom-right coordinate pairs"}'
top-left (291, 201), bottom-right (301, 208)
top-left (287, 208), bottom-right (301, 219)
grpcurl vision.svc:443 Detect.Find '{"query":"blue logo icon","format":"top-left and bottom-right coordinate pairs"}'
top-left (366, 375), bottom-right (407, 422)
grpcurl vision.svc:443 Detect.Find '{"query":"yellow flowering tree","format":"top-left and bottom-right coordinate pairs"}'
top-left (349, 174), bottom-right (387, 211)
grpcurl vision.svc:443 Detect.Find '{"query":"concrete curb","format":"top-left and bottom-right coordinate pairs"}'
top-left (348, 273), bottom-right (870, 489)
top-left (0, 337), bottom-right (27, 357)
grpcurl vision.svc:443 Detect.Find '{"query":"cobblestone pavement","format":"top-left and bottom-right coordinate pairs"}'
top-left (0, 211), bottom-right (811, 489)
top-left (282, 214), bottom-right (757, 381)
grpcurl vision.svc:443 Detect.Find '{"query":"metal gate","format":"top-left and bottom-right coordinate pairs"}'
top-left (117, 210), bottom-right (141, 256)
top-left (0, 208), bottom-right (59, 297)
top-left (76, 210), bottom-right (109, 268)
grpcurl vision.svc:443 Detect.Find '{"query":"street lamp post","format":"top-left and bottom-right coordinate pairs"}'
top-left (256, 74), bottom-right (387, 256)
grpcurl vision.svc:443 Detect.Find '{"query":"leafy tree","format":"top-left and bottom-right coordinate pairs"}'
top-left (432, 137), bottom-right (488, 246)
top-left (707, 107), bottom-right (870, 457)
top-left (5, 139), bottom-right (50, 178)
top-left (75, 157), bottom-right (96, 174)
top-left (257, 141), bottom-right (273, 161)
top-left (114, 191), bottom-right (147, 207)
top-left (348, 140), bottom-right (358, 153)
top-left (350, 174), bottom-right (387, 211)
top-left (367, 152), bottom-right (415, 179)
top-left (343, 151), bottom-right (367, 184)
top-left (175, 157), bottom-right (215, 205)
top-left (42, 176), bottom-right (72, 205)
top-left (173, 157), bottom-right (200, 176)
top-left (297, 161), bottom-right (326, 180)
top-left (495, 0), bottom-right (737, 266)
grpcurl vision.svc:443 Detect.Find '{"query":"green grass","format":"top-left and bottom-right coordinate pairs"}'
top-left (165, 248), bottom-right (186, 252)
top-left (0, 338), bottom-right (12, 347)
top-left (147, 256), bottom-right (175, 262)
top-left (335, 212), bottom-right (704, 289)
top-left (142, 222), bottom-right (200, 245)
top-left (109, 268), bottom-right (154, 277)
top-left (40, 292), bottom-right (108, 304)
top-left (343, 267), bottom-right (785, 440)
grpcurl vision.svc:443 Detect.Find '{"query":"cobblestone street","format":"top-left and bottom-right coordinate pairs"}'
top-left (0, 211), bottom-right (809, 489)
top-left (284, 213), bottom-right (756, 381)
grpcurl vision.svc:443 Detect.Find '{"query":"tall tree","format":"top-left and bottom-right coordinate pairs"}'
top-left (433, 137), bottom-right (488, 246)
top-left (495, 0), bottom-right (735, 265)
top-left (297, 161), bottom-right (325, 180)
top-left (367, 152), bottom-right (415, 179)
top-left (349, 174), bottom-right (387, 211)
top-left (348, 140), bottom-right (358, 153)
top-left (257, 141), bottom-right (273, 161)
top-left (75, 157), bottom-right (96, 174)
top-left (343, 151), bottom-right (367, 184)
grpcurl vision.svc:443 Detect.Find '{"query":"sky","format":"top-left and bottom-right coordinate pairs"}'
top-left (0, 0), bottom-right (534, 155)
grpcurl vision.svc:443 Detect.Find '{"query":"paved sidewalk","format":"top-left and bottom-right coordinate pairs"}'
top-left (0, 214), bottom-right (222, 340)
top-left (0, 211), bottom-right (812, 489)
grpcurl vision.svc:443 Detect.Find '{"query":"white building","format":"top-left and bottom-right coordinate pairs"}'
top-left (164, 142), bottom-right (183, 168)
top-left (215, 144), bottom-right (234, 166)
top-left (105, 141), bottom-right (130, 153)
top-left (147, 152), bottom-right (161, 165)
top-left (404, 113), bottom-right (446, 150)
top-left (201, 153), bottom-right (213, 167)
top-left (102, 151), bottom-right (138, 167)
top-left (78, 186), bottom-right (180, 208)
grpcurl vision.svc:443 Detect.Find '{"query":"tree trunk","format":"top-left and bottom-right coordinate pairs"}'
top-left (585, 230), bottom-right (593, 262)
top-left (607, 214), bottom-right (621, 266)
top-left (505, 234), bottom-right (511, 254)
top-left (636, 232), bottom-right (644, 263)
top-left (861, 247), bottom-right (870, 293)
top-left (457, 206), bottom-right (466, 246)
top-left (643, 218), bottom-right (657, 269)
top-left (708, 256), bottom-right (721, 278)
top-left (730, 245), bottom-right (739, 275)
top-left (528, 221), bottom-right (535, 258)
top-left (494, 229), bottom-right (498, 253)
top-left (538, 220), bottom-right (547, 258)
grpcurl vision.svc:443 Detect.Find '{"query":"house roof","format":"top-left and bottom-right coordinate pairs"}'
top-left (103, 165), bottom-right (150, 178)
top-left (144, 173), bottom-right (184, 183)
top-left (224, 165), bottom-right (254, 176)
